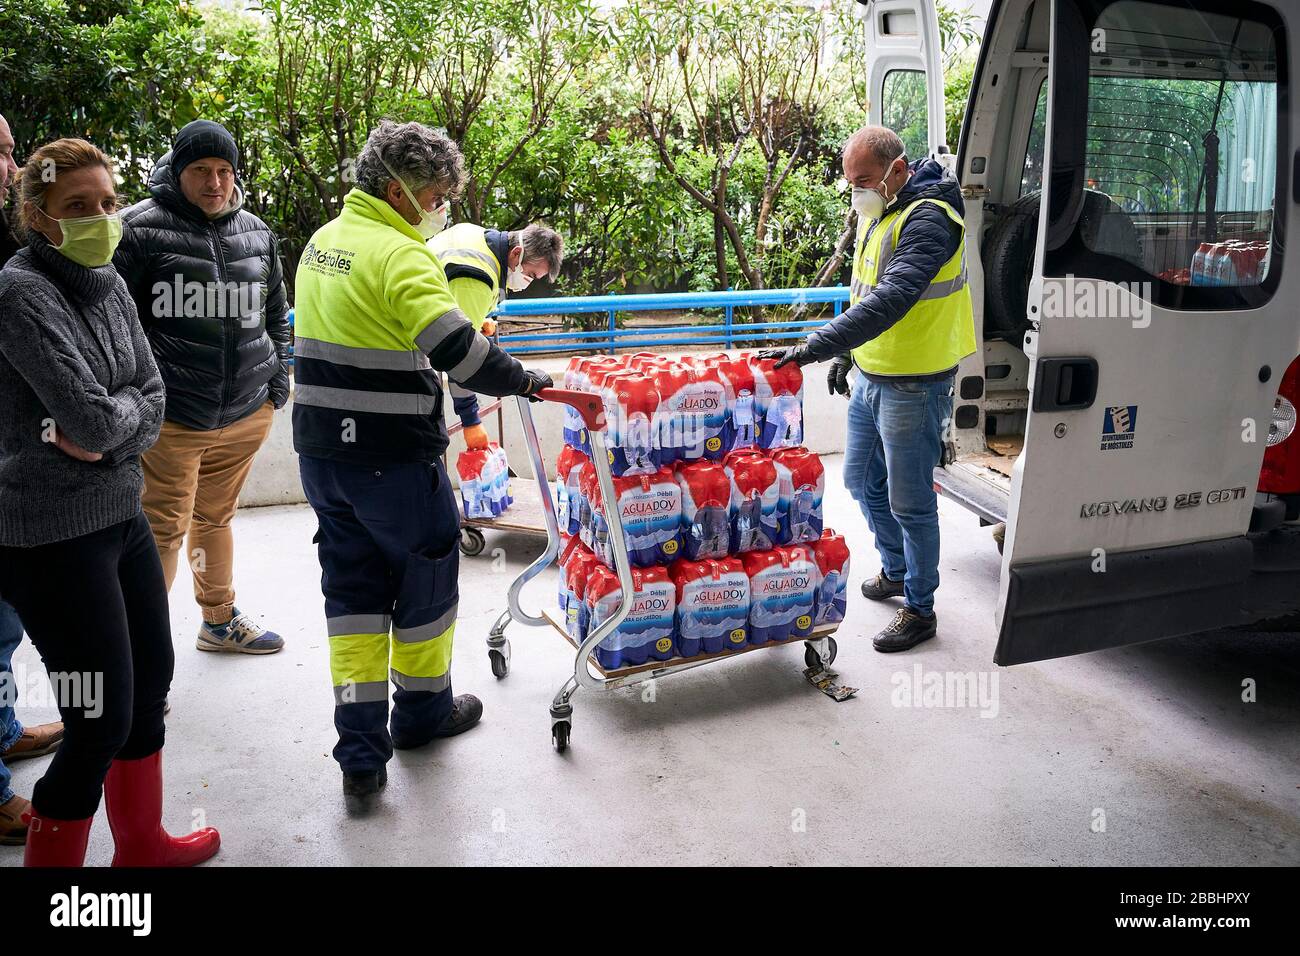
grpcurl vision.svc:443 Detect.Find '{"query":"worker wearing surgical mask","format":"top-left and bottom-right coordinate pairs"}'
top-left (428, 222), bottom-right (564, 450)
top-left (292, 121), bottom-right (553, 812)
top-left (851, 147), bottom-right (909, 223)
top-left (757, 125), bottom-right (975, 655)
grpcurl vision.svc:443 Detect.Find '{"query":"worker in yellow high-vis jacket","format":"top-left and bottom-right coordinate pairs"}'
top-left (291, 120), bottom-right (552, 812)
top-left (428, 222), bottom-right (564, 450)
top-left (759, 125), bottom-right (975, 655)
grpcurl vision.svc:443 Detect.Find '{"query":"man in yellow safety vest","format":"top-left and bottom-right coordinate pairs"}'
top-left (759, 125), bottom-right (975, 653)
top-left (428, 222), bottom-right (563, 450)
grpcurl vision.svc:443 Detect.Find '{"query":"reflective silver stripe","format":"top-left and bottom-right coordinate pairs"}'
top-left (333, 680), bottom-right (389, 705)
top-left (294, 384), bottom-right (436, 415)
top-left (414, 307), bottom-right (473, 353)
top-left (389, 670), bottom-right (451, 693)
top-left (878, 222), bottom-right (901, 274)
top-left (919, 271), bottom-right (969, 300)
top-left (392, 605), bottom-right (458, 644)
top-left (437, 247), bottom-right (499, 274)
top-left (327, 614), bottom-right (392, 637)
top-left (449, 333), bottom-right (490, 381)
top-left (295, 336), bottom-right (430, 372)
top-left (850, 277), bottom-right (873, 300)
top-left (448, 379), bottom-right (475, 400)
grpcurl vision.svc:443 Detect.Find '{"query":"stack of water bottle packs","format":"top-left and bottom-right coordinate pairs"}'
top-left (457, 443), bottom-right (514, 519)
top-left (553, 351), bottom-right (850, 670)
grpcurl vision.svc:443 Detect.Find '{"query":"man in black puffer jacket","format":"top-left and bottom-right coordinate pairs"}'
top-left (115, 120), bottom-right (288, 657)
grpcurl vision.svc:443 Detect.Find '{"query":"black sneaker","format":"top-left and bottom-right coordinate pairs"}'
top-left (861, 571), bottom-right (905, 601)
top-left (392, 694), bottom-right (484, 750)
top-left (872, 607), bottom-right (937, 652)
top-left (342, 766), bottom-right (388, 815)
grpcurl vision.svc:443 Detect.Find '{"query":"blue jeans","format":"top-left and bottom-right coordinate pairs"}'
top-left (842, 373), bottom-right (954, 616)
top-left (0, 599), bottom-right (25, 804)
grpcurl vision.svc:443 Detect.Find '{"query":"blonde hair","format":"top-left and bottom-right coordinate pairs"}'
top-left (16, 138), bottom-right (115, 230)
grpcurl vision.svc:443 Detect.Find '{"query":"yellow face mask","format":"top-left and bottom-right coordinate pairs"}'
top-left (43, 210), bottom-right (123, 268)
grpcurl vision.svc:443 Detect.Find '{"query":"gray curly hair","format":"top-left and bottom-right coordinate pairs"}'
top-left (354, 120), bottom-right (466, 201)
top-left (510, 223), bottom-right (565, 282)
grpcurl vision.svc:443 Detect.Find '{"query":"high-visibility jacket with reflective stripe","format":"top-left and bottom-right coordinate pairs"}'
top-left (849, 197), bottom-right (976, 377)
top-left (292, 190), bottom-right (526, 465)
top-left (428, 224), bottom-right (509, 428)
top-left (427, 223), bottom-right (508, 331)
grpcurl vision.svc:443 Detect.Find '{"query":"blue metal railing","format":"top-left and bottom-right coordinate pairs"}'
top-left (494, 286), bottom-right (848, 355)
top-left (288, 285), bottom-right (849, 359)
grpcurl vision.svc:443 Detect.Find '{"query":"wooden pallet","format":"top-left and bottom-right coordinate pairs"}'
top-left (462, 478), bottom-right (552, 536)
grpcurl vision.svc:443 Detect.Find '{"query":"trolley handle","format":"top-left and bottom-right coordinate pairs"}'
top-left (503, 387), bottom-right (635, 689)
top-left (534, 388), bottom-right (607, 431)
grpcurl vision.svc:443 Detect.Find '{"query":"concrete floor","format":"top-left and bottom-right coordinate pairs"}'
top-left (3, 456), bottom-right (1298, 866)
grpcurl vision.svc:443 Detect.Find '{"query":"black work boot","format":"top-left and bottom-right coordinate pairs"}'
top-left (433, 694), bottom-right (483, 738)
top-left (861, 571), bottom-right (905, 601)
top-left (392, 694), bottom-right (484, 750)
top-left (342, 766), bottom-right (388, 815)
top-left (872, 607), bottom-right (938, 652)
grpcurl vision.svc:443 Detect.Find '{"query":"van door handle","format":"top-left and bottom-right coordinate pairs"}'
top-left (1032, 356), bottom-right (1098, 412)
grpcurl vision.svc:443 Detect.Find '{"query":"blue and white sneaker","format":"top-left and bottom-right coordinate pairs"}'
top-left (197, 608), bottom-right (284, 655)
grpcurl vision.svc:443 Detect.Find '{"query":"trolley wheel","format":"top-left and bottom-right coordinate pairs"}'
top-left (459, 526), bottom-right (486, 557)
top-left (804, 636), bottom-right (837, 669)
top-left (489, 648), bottom-right (509, 679)
top-left (552, 720), bottom-right (570, 752)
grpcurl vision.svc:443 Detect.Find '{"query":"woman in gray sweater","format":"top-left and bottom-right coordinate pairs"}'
top-left (0, 138), bottom-right (220, 867)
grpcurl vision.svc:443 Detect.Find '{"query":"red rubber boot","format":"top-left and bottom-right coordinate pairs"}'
top-left (103, 750), bottom-right (220, 866)
top-left (23, 809), bottom-right (93, 867)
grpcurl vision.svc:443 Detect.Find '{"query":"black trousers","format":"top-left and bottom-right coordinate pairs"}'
top-left (299, 456), bottom-right (461, 772)
top-left (0, 512), bottom-right (173, 819)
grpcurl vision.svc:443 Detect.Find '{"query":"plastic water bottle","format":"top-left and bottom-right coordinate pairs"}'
top-left (741, 544), bottom-right (817, 645)
top-left (770, 446), bottom-right (825, 544)
top-left (586, 565), bottom-right (677, 669)
top-left (812, 530), bottom-right (851, 626)
top-left (670, 556), bottom-right (750, 656)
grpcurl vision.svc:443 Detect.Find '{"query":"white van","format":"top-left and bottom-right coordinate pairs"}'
top-left (856, 0), bottom-right (1300, 663)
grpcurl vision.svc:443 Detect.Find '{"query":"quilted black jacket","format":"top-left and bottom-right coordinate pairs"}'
top-left (115, 153), bottom-right (290, 430)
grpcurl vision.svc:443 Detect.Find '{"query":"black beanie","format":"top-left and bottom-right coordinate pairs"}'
top-left (170, 120), bottom-right (239, 177)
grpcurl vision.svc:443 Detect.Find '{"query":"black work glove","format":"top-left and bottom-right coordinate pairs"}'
top-left (520, 369), bottom-right (553, 402)
top-left (754, 344), bottom-right (813, 369)
top-left (827, 355), bottom-right (852, 397)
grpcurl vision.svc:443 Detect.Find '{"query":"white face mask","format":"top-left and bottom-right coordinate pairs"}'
top-left (851, 186), bottom-right (883, 223)
top-left (380, 157), bottom-right (448, 239)
top-left (850, 154), bottom-right (906, 223)
top-left (421, 203), bottom-right (450, 239)
top-left (506, 265), bottom-right (533, 292)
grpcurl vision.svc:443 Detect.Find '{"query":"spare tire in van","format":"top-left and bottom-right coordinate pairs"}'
top-left (982, 189), bottom-right (1142, 340)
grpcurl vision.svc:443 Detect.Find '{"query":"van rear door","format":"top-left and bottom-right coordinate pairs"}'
top-left (995, 0), bottom-right (1300, 664)
top-left (860, 0), bottom-right (948, 157)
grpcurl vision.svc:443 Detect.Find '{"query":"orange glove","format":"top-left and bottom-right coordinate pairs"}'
top-left (480, 319), bottom-right (498, 337)
top-left (463, 423), bottom-right (489, 450)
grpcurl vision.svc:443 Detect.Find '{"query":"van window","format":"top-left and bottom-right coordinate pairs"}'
top-left (882, 69), bottom-right (930, 160)
top-left (1021, 81), bottom-right (1048, 198)
top-left (1042, 0), bottom-right (1285, 309)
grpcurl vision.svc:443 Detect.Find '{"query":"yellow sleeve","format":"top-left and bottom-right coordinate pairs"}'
top-left (382, 241), bottom-right (471, 349)
top-left (447, 276), bottom-right (497, 332)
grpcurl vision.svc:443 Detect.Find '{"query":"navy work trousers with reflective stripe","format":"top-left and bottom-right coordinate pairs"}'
top-left (299, 455), bottom-right (461, 773)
